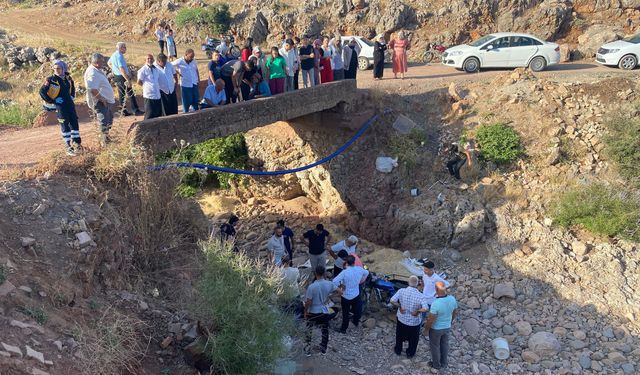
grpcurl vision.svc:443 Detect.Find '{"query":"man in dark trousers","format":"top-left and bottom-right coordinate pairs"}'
top-left (136, 54), bottom-right (163, 120)
top-left (277, 219), bottom-right (295, 266)
top-left (107, 42), bottom-right (143, 116)
top-left (445, 142), bottom-right (472, 180)
top-left (304, 265), bottom-right (341, 356)
top-left (423, 281), bottom-right (458, 371)
top-left (332, 255), bottom-right (369, 334)
top-left (40, 60), bottom-right (81, 156)
top-left (390, 275), bottom-right (429, 358)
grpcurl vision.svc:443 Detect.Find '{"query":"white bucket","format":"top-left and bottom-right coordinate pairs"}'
top-left (492, 337), bottom-right (510, 360)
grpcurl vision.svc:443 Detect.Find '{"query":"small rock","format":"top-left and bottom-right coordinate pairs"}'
top-left (31, 369), bottom-right (50, 375)
top-left (75, 232), bottom-right (92, 248)
top-left (621, 363), bottom-right (635, 374)
top-left (482, 307), bottom-right (497, 320)
top-left (26, 345), bottom-right (45, 364)
top-left (363, 318), bottom-right (376, 329)
top-left (21, 237), bottom-right (36, 247)
top-left (18, 285), bottom-right (32, 293)
top-left (0, 281), bottom-right (16, 297)
top-left (160, 336), bottom-right (173, 349)
top-left (573, 330), bottom-right (586, 340)
top-left (528, 332), bottom-right (561, 358)
top-left (579, 352), bottom-right (591, 369)
top-left (607, 351), bottom-right (626, 363)
top-left (32, 204), bottom-right (46, 215)
top-left (463, 318), bottom-right (480, 336)
top-left (168, 322), bottom-right (182, 334)
top-left (1, 342), bottom-right (22, 357)
top-left (53, 341), bottom-right (63, 351)
top-left (139, 301), bottom-right (149, 310)
top-left (515, 321), bottom-right (532, 336)
top-left (521, 350), bottom-right (540, 363)
top-left (467, 296), bottom-right (481, 309)
top-left (493, 282), bottom-right (516, 299)
top-left (502, 325), bottom-right (514, 335)
top-left (571, 241), bottom-right (589, 256)
top-left (0, 351), bottom-right (10, 358)
top-left (448, 82), bottom-right (463, 101)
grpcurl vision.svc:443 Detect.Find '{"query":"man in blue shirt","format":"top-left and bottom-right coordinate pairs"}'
top-left (200, 79), bottom-right (226, 108)
top-left (107, 42), bottom-right (143, 116)
top-left (332, 255), bottom-right (369, 334)
top-left (423, 281), bottom-right (458, 371)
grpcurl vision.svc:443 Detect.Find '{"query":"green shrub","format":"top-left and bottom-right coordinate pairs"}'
top-left (604, 116), bottom-right (640, 185)
top-left (175, 4), bottom-right (231, 35)
top-left (0, 102), bottom-right (40, 127)
top-left (195, 240), bottom-right (293, 374)
top-left (476, 122), bottom-right (523, 165)
top-left (388, 127), bottom-right (427, 169)
top-left (18, 305), bottom-right (48, 325)
top-left (158, 133), bottom-right (248, 194)
top-left (552, 183), bottom-right (640, 241)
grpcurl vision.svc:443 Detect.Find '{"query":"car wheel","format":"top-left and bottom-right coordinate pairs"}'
top-left (529, 56), bottom-right (547, 72)
top-left (358, 56), bottom-right (369, 71)
top-left (463, 57), bottom-right (480, 73)
top-left (618, 54), bottom-right (638, 70)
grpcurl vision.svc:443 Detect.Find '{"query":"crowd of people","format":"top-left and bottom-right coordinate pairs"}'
top-left (219, 216), bottom-right (459, 371)
top-left (38, 28), bottom-right (415, 156)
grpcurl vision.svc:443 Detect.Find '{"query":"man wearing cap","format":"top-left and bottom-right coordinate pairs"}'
top-left (332, 255), bottom-right (369, 334)
top-left (329, 235), bottom-right (358, 277)
top-left (390, 275), bottom-right (429, 358)
top-left (423, 281), bottom-right (458, 371)
top-left (419, 260), bottom-right (450, 308)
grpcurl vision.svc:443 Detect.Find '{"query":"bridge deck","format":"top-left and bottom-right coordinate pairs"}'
top-left (127, 80), bottom-right (358, 153)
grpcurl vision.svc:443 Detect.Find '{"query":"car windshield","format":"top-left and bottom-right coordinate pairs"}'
top-left (469, 35), bottom-right (496, 47)
top-left (623, 34), bottom-right (640, 44)
top-left (359, 37), bottom-right (374, 47)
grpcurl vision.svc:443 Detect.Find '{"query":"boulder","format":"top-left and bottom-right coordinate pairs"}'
top-left (334, 0), bottom-right (352, 16)
top-left (559, 44), bottom-right (570, 62)
top-left (448, 82), bottom-right (463, 102)
top-left (577, 25), bottom-right (622, 58)
top-left (248, 12), bottom-right (269, 44)
top-left (161, 0), bottom-right (175, 11)
top-left (493, 282), bottom-right (516, 299)
top-left (503, 1), bottom-right (572, 40)
top-left (450, 210), bottom-right (485, 250)
top-left (528, 331), bottom-right (561, 358)
top-left (0, 281), bottom-right (16, 297)
top-left (376, 0), bottom-right (417, 34)
top-left (463, 318), bottom-right (480, 336)
top-left (571, 240), bottom-right (589, 256)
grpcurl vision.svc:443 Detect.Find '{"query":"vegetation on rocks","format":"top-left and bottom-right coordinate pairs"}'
top-left (175, 4), bottom-right (232, 36)
top-left (475, 122), bottom-right (523, 165)
top-left (388, 127), bottom-right (427, 169)
top-left (552, 183), bottom-right (640, 241)
top-left (195, 240), bottom-right (293, 374)
top-left (0, 102), bottom-right (40, 127)
top-left (604, 115), bottom-right (640, 186)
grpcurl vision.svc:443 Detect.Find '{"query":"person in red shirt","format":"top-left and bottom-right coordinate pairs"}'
top-left (337, 249), bottom-right (363, 268)
top-left (241, 37), bottom-right (254, 62)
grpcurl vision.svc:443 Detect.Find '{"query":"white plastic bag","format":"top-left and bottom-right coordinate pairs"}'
top-left (376, 156), bottom-right (398, 173)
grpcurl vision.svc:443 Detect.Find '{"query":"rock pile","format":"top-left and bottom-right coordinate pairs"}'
top-left (0, 29), bottom-right (63, 71)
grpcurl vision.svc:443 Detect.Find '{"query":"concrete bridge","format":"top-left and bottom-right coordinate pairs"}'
top-left (127, 80), bottom-right (361, 153)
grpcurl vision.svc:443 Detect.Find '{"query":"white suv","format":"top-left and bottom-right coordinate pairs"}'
top-left (596, 34), bottom-right (640, 70)
top-left (442, 32), bottom-right (561, 73)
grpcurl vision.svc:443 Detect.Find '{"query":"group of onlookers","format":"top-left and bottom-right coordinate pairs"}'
top-left (155, 25), bottom-right (178, 60)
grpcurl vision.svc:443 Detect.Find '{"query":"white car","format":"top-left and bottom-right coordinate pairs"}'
top-left (340, 36), bottom-right (391, 70)
top-left (596, 34), bottom-right (640, 70)
top-left (442, 32), bottom-right (561, 73)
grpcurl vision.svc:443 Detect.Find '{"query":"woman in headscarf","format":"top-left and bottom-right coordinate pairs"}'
top-left (312, 38), bottom-right (322, 85)
top-left (342, 38), bottom-right (361, 80)
top-left (166, 28), bottom-right (177, 60)
top-left (329, 34), bottom-right (344, 80)
top-left (373, 34), bottom-right (387, 80)
top-left (319, 37), bottom-right (334, 83)
top-left (241, 37), bottom-right (254, 62)
top-left (389, 31), bottom-right (411, 79)
top-left (39, 60), bottom-right (81, 156)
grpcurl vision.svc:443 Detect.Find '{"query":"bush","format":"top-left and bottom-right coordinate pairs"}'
top-left (175, 4), bottom-right (231, 35)
top-left (552, 183), bottom-right (640, 241)
top-left (476, 122), bottom-right (523, 165)
top-left (195, 240), bottom-right (293, 374)
top-left (158, 133), bottom-right (248, 195)
top-left (0, 102), bottom-right (40, 127)
top-left (388, 127), bottom-right (427, 169)
top-left (604, 116), bottom-right (640, 185)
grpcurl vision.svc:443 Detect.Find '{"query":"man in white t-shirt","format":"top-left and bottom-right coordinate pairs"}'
top-left (84, 53), bottom-right (115, 146)
top-left (267, 226), bottom-right (287, 266)
top-left (419, 260), bottom-right (450, 307)
top-left (154, 53), bottom-right (178, 115)
top-left (155, 26), bottom-right (165, 54)
top-left (329, 235), bottom-right (358, 277)
top-left (136, 54), bottom-right (162, 120)
top-left (172, 49), bottom-right (201, 112)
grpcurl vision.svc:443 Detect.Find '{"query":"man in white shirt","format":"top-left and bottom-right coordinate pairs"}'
top-left (390, 275), bottom-right (429, 358)
top-left (200, 79), bottom-right (226, 108)
top-left (280, 256), bottom-right (300, 300)
top-left (329, 235), bottom-right (358, 277)
top-left (332, 255), bottom-right (369, 333)
top-left (155, 26), bottom-right (165, 54)
top-left (84, 53), bottom-right (115, 146)
top-left (154, 53), bottom-right (178, 115)
top-left (267, 226), bottom-right (287, 266)
top-left (419, 260), bottom-right (450, 307)
top-left (172, 49), bottom-right (201, 113)
top-left (279, 39), bottom-right (297, 92)
top-left (136, 54), bottom-right (162, 120)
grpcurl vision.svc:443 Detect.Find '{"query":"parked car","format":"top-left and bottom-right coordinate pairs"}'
top-left (596, 34), bottom-right (640, 70)
top-left (442, 32), bottom-right (560, 73)
top-left (340, 36), bottom-right (392, 70)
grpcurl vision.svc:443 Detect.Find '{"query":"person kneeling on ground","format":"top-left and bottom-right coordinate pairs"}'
top-left (200, 79), bottom-right (227, 108)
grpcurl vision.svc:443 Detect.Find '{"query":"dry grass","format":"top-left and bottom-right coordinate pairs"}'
top-left (73, 306), bottom-right (150, 375)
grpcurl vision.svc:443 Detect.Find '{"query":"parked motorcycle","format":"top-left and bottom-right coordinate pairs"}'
top-left (201, 36), bottom-right (241, 59)
top-left (425, 42), bottom-right (448, 63)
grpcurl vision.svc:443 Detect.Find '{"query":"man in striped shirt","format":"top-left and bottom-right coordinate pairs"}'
top-left (390, 275), bottom-right (429, 358)
top-left (332, 255), bottom-right (369, 334)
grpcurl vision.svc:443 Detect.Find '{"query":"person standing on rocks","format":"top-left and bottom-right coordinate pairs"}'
top-left (40, 60), bottom-right (81, 156)
top-left (166, 28), bottom-right (177, 60)
top-left (332, 255), bottom-right (369, 334)
top-left (423, 281), bottom-right (458, 372)
top-left (390, 275), bottom-right (429, 358)
top-left (267, 226), bottom-right (287, 266)
top-left (303, 224), bottom-right (331, 271)
top-left (136, 54), bottom-right (163, 120)
top-left (84, 53), bottom-right (115, 147)
top-left (172, 49), bottom-right (201, 113)
top-left (329, 235), bottom-right (358, 277)
top-left (304, 265), bottom-right (341, 355)
top-left (277, 219), bottom-right (295, 266)
top-left (419, 260), bottom-right (450, 308)
top-left (155, 25), bottom-right (165, 55)
top-left (108, 42), bottom-right (143, 116)
top-left (155, 53), bottom-right (179, 116)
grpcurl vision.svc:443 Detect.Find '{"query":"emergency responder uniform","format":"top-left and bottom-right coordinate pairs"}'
top-left (40, 64), bottom-right (81, 156)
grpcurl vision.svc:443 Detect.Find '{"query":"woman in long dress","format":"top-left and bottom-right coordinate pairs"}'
top-left (373, 34), bottom-right (387, 80)
top-left (166, 28), bottom-right (177, 60)
top-left (342, 38), bottom-right (360, 80)
top-left (389, 31), bottom-right (411, 79)
top-left (320, 37), bottom-right (334, 83)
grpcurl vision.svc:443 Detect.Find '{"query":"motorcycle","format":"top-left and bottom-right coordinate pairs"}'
top-left (361, 271), bottom-right (409, 314)
top-left (424, 42), bottom-right (448, 63)
top-left (201, 35), bottom-right (241, 59)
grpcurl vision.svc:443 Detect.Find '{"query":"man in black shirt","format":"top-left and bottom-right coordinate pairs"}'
top-left (298, 35), bottom-right (316, 88)
top-left (218, 215), bottom-right (239, 251)
top-left (220, 59), bottom-right (245, 104)
top-left (303, 224), bottom-right (331, 272)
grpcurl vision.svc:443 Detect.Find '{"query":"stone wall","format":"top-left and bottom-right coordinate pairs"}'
top-left (127, 79), bottom-right (358, 153)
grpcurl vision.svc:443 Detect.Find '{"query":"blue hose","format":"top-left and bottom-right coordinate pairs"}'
top-left (151, 109), bottom-right (391, 176)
